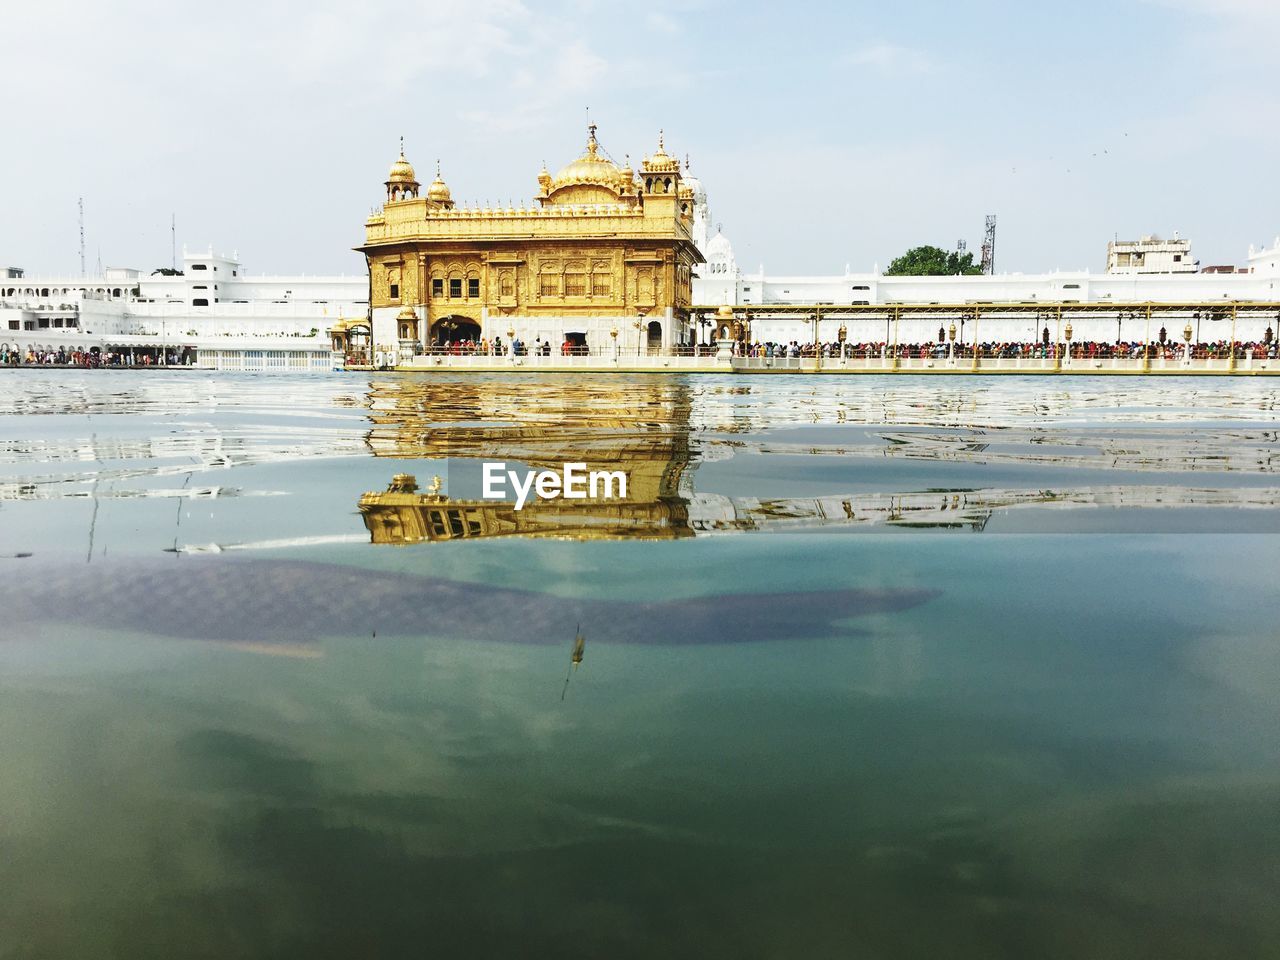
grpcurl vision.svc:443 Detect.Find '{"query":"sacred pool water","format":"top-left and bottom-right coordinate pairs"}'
top-left (1, 371), bottom-right (1277, 958)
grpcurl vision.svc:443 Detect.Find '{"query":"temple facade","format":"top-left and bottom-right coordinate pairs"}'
top-left (357, 126), bottom-right (704, 358)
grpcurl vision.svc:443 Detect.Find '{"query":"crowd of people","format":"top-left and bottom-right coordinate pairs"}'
top-left (426, 336), bottom-right (589, 356)
top-left (696, 339), bottom-right (1279, 361)
top-left (1, 346), bottom-right (188, 367)
top-left (417, 336), bottom-right (1278, 362)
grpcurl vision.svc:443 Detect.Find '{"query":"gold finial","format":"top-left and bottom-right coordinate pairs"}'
top-left (436, 158), bottom-right (441, 176)
top-left (427, 475), bottom-right (443, 497)
top-left (399, 135), bottom-right (405, 157)
top-left (658, 128), bottom-right (665, 151)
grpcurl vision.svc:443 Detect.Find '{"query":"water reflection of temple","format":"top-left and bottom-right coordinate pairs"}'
top-left (359, 378), bottom-right (698, 540)
top-left (359, 473), bottom-right (691, 542)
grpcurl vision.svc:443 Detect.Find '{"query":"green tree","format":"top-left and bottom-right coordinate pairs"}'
top-left (884, 245), bottom-right (983, 276)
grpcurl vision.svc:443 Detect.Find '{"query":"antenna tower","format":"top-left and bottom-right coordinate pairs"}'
top-left (980, 215), bottom-right (997, 275)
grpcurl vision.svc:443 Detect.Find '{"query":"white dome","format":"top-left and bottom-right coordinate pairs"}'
top-left (706, 230), bottom-right (733, 259)
top-left (683, 174), bottom-right (707, 205)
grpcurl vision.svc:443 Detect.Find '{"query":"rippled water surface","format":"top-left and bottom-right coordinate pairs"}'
top-left (1, 371), bottom-right (1278, 959)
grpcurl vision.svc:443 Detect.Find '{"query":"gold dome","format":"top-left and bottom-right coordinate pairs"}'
top-left (427, 161), bottom-right (452, 202)
top-left (617, 154), bottom-right (637, 191)
top-left (548, 125), bottom-right (624, 203)
top-left (387, 145), bottom-right (418, 185)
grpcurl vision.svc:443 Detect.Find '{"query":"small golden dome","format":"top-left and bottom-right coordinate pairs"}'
top-left (617, 154), bottom-right (637, 190)
top-left (387, 146), bottom-right (417, 185)
top-left (396, 304), bottom-right (418, 320)
top-left (427, 161), bottom-right (451, 202)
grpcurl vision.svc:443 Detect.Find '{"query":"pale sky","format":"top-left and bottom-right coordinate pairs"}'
top-left (3, 0), bottom-right (1277, 278)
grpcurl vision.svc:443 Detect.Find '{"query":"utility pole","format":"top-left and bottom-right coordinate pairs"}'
top-left (79, 198), bottom-right (86, 276)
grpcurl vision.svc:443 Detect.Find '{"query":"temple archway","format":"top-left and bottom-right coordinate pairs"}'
top-left (431, 315), bottom-right (481, 346)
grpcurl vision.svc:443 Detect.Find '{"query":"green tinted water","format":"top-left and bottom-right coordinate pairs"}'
top-left (1, 372), bottom-right (1278, 958)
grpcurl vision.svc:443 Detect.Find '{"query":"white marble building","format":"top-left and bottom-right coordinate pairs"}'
top-left (1, 248), bottom-right (366, 369)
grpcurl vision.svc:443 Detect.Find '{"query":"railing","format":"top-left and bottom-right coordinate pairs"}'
top-left (389, 348), bottom-right (1277, 374)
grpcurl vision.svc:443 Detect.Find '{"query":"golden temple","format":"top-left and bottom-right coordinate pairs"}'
top-left (349, 125), bottom-right (704, 360)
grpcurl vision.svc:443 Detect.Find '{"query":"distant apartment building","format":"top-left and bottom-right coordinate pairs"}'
top-left (1106, 233), bottom-right (1198, 274)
